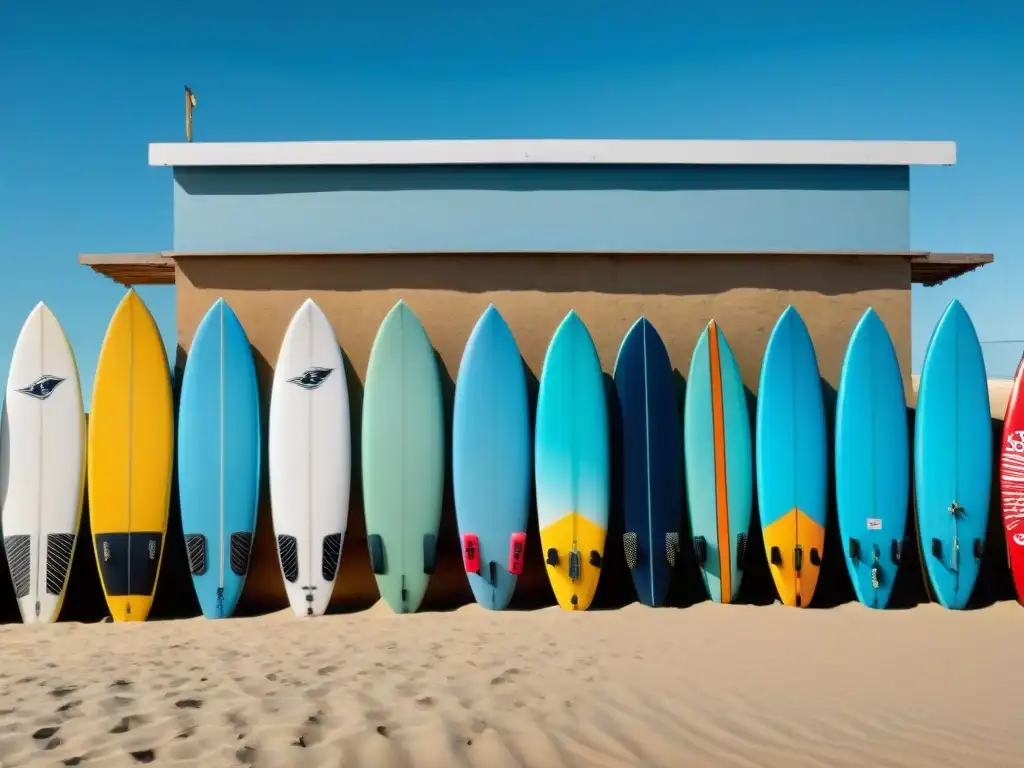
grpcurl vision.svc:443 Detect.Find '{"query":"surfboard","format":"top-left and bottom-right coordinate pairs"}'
top-left (999, 353), bottom-right (1024, 603)
top-left (361, 300), bottom-right (445, 614)
top-left (453, 305), bottom-right (531, 610)
top-left (613, 317), bottom-right (682, 607)
top-left (536, 310), bottom-right (610, 612)
top-left (269, 298), bottom-right (351, 618)
top-left (756, 305), bottom-right (827, 608)
top-left (88, 289), bottom-right (174, 622)
top-left (915, 298), bottom-right (991, 610)
top-left (0, 302), bottom-right (86, 623)
top-left (684, 320), bottom-right (753, 604)
top-left (835, 308), bottom-right (909, 609)
top-left (178, 298), bottom-right (261, 619)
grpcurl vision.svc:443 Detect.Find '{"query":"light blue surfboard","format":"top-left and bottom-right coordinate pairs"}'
top-left (684, 320), bottom-right (753, 604)
top-left (914, 299), bottom-right (991, 610)
top-left (535, 310), bottom-right (610, 612)
top-left (177, 298), bottom-right (261, 619)
top-left (756, 305), bottom-right (828, 608)
top-left (453, 305), bottom-right (532, 610)
top-left (613, 317), bottom-right (682, 607)
top-left (835, 308), bottom-right (909, 609)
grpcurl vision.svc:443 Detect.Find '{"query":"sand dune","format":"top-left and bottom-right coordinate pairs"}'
top-left (0, 601), bottom-right (1022, 767)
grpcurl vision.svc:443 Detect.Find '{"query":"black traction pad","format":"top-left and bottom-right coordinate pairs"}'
top-left (230, 532), bottom-right (253, 576)
top-left (45, 533), bottom-right (75, 596)
top-left (321, 533), bottom-right (342, 581)
top-left (4, 534), bottom-right (30, 599)
top-left (94, 532), bottom-right (164, 597)
top-left (277, 535), bottom-right (299, 583)
top-left (185, 534), bottom-right (207, 576)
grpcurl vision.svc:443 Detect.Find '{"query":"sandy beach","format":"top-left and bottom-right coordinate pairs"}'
top-left (0, 600), bottom-right (1020, 767)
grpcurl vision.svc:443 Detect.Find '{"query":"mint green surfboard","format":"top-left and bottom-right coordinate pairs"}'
top-left (361, 301), bottom-right (446, 614)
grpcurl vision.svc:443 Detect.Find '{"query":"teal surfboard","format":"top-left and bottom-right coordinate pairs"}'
top-left (177, 298), bottom-right (261, 619)
top-left (361, 301), bottom-right (445, 614)
top-left (835, 308), bottom-right (909, 609)
top-left (915, 299), bottom-right (991, 610)
top-left (453, 305), bottom-right (531, 610)
top-left (535, 311), bottom-right (610, 612)
top-left (684, 320), bottom-right (753, 604)
top-left (756, 305), bottom-right (828, 608)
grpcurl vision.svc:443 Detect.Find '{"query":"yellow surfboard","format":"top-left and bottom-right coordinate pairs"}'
top-left (88, 290), bottom-right (173, 622)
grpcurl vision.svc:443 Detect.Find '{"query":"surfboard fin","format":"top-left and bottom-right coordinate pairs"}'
top-left (794, 545), bottom-right (803, 573)
top-left (666, 532), bottom-right (680, 567)
top-left (931, 537), bottom-right (942, 560)
top-left (185, 534), bottom-right (207, 576)
top-left (589, 550), bottom-right (602, 568)
top-left (809, 548), bottom-right (821, 567)
top-left (770, 546), bottom-right (783, 566)
top-left (623, 532), bottom-right (638, 569)
top-left (693, 536), bottom-right (708, 566)
top-left (891, 539), bottom-right (902, 564)
top-left (462, 533), bottom-right (481, 574)
top-left (546, 548), bottom-right (559, 566)
top-left (368, 534), bottom-right (387, 575)
top-left (736, 533), bottom-right (748, 570)
top-left (568, 549), bottom-right (581, 582)
top-left (488, 561), bottom-right (497, 586)
top-left (848, 537), bottom-right (861, 561)
top-left (973, 538), bottom-right (984, 561)
top-left (508, 532), bottom-right (526, 575)
top-left (422, 534), bottom-right (437, 575)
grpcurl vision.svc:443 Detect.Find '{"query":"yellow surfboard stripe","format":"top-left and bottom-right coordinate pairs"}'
top-left (539, 512), bottom-right (607, 611)
top-left (761, 507), bottom-right (825, 608)
top-left (87, 290), bottom-right (174, 622)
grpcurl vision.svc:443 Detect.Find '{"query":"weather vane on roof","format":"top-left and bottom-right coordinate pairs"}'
top-left (184, 86), bottom-right (197, 142)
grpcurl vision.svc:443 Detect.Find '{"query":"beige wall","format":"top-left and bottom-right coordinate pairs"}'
top-left (172, 252), bottom-right (912, 614)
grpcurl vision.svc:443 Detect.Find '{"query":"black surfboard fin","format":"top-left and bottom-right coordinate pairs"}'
top-left (693, 536), bottom-right (708, 566)
top-left (368, 534), bottom-right (386, 575)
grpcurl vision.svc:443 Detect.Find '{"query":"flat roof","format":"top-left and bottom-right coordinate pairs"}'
top-left (79, 250), bottom-right (989, 288)
top-left (148, 139), bottom-right (956, 168)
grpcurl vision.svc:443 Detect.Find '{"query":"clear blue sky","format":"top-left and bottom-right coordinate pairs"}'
top-left (1, 1), bottom-right (1020, 403)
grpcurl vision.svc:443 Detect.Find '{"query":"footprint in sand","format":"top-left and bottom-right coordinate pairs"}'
top-left (109, 714), bottom-right (149, 734)
top-left (129, 748), bottom-right (156, 764)
top-left (174, 698), bottom-right (203, 710)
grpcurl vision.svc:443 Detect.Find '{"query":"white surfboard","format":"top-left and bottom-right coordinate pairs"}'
top-left (269, 299), bottom-right (351, 617)
top-left (0, 302), bottom-right (86, 623)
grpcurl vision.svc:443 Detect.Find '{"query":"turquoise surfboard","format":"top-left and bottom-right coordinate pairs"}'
top-left (453, 305), bottom-right (531, 610)
top-left (914, 299), bottom-right (991, 610)
top-left (361, 301), bottom-right (445, 614)
top-left (835, 308), bottom-right (909, 609)
top-left (177, 298), bottom-right (261, 619)
top-left (535, 311), bottom-right (610, 611)
top-left (756, 305), bottom-right (828, 608)
top-left (684, 320), bottom-right (753, 604)
top-left (613, 317), bottom-right (682, 607)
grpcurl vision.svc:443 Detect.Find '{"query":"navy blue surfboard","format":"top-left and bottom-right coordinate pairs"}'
top-left (613, 317), bottom-right (683, 607)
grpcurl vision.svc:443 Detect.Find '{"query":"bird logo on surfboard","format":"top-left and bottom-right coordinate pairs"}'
top-left (16, 375), bottom-right (65, 400)
top-left (288, 367), bottom-right (334, 391)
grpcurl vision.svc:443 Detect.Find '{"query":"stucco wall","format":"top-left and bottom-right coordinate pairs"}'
top-left (168, 251), bottom-right (912, 615)
top-left (172, 164), bottom-right (911, 253)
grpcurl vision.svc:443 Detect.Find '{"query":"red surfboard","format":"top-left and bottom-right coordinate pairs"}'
top-left (999, 354), bottom-right (1024, 602)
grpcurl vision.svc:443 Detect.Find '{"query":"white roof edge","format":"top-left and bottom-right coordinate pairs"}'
top-left (148, 139), bottom-right (956, 168)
